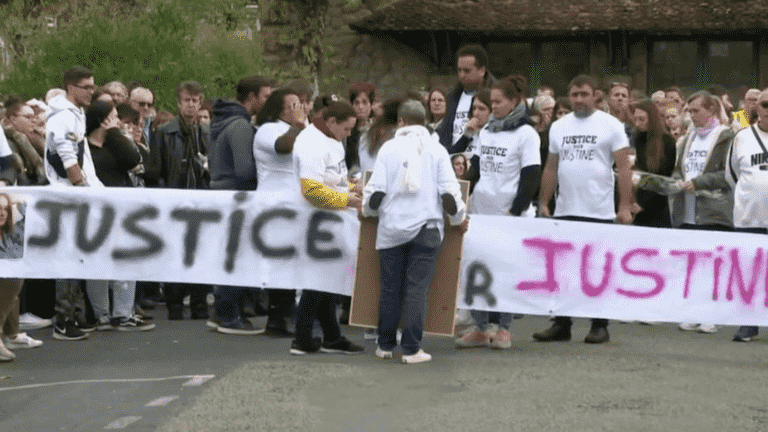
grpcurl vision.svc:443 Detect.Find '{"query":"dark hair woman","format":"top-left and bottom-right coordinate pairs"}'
top-left (346, 83), bottom-right (377, 172)
top-left (86, 101), bottom-right (141, 187)
top-left (427, 88), bottom-right (447, 131)
top-left (630, 98), bottom-right (677, 228)
top-left (359, 97), bottom-right (403, 175)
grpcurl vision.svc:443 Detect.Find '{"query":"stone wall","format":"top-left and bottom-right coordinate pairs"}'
top-left (260, 0), bottom-right (438, 101)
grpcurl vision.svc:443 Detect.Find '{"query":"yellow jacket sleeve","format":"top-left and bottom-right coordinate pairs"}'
top-left (301, 178), bottom-right (349, 209)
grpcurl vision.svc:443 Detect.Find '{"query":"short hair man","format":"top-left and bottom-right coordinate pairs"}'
top-left (437, 44), bottom-right (497, 150)
top-left (732, 88), bottom-right (760, 127)
top-left (207, 75), bottom-right (273, 335)
top-left (607, 81), bottom-right (631, 123)
top-left (671, 91), bottom-right (735, 334)
top-left (289, 100), bottom-right (364, 355)
top-left (362, 100), bottom-right (466, 363)
top-left (534, 74), bottom-right (634, 344)
top-left (129, 87), bottom-right (156, 149)
top-left (146, 80), bottom-right (211, 320)
top-left (45, 65), bottom-right (105, 341)
top-left (727, 88), bottom-right (768, 342)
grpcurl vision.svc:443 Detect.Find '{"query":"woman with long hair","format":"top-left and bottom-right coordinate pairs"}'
top-left (427, 88), bottom-right (447, 131)
top-left (0, 193), bottom-right (43, 361)
top-left (455, 75), bottom-right (541, 351)
top-left (346, 83), bottom-right (377, 173)
top-left (630, 99), bottom-right (677, 228)
top-left (359, 97), bottom-right (402, 175)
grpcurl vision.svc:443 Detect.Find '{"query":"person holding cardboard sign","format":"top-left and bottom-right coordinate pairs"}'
top-left (362, 100), bottom-right (467, 364)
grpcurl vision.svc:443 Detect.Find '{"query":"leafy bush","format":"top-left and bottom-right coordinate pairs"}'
top-left (0, 0), bottom-right (293, 111)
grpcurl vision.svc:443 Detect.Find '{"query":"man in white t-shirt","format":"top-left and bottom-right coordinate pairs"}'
top-left (437, 44), bottom-right (497, 150)
top-left (725, 88), bottom-right (768, 342)
top-left (290, 101), bottom-right (364, 356)
top-left (534, 74), bottom-right (634, 344)
top-left (363, 101), bottom-right (466, 364)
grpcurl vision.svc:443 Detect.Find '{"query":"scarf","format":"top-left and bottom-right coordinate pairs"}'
top-left (394, 125), bottom-right (433, 193)
top-left (695, 117), bottom-right (719, 138)
top-left (486, 101), bottom-right (529, 133)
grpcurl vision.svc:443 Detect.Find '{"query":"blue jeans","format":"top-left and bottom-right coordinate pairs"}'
top-left (471, 310), bottom-right (512, 331)
top-left (214, 286), bottom-right (247, 326)
top-left (378, 225), bottom-right (443, 355)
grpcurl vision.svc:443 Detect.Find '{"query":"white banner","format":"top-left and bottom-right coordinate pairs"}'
top-left (0, 187), bottom-right (360, 296)
top-left (459, 216), bottom-right (768, 326)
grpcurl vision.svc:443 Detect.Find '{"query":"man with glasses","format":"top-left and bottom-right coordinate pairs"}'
top-left (129, 87), bottom-right (156, 149)
top-left (45, 65), bottom-right (104, 340)
top-left (727, 88), bottom-right (768, 342)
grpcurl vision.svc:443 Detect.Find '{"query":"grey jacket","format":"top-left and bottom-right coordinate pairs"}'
top-left (670, 125), bottom-right (735, 227)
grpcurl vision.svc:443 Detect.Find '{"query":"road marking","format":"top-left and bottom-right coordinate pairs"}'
top-left (145, 395), bottom-right (179, 407)
top-left (0, 375), bottom-right (215, 392)
top-left (183, 375), bottom-right (214, 386)
top-left (104, 416), bottom-right (142, 429)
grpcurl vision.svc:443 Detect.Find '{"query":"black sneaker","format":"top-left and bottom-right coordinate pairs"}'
top-left (532, 323), bottom-right (571, 342)
top-left (75, 320), bottom-right (97, 333)
top-left (53, 320), bottom-right (89, 341)
top-left (320, 336), bottom-right (365, 354)
top-left (290, 337), bottom-right (322, 355)
top-left (206, 313), bottom-right (223, 330)
top-left (733, 326), bottom-right (759, 342)
top-left (217, 318), bottom-right (265, 335)
top-left (134, 306), bottom-right (154, 321)
top-left (115, 316), bottom-right (156, 332)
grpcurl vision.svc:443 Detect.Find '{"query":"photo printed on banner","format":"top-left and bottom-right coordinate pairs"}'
top-left (0, 192), bottom-right (27, 259)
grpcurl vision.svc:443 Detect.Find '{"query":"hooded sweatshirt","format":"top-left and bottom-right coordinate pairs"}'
top-left (44, 95), bottom-right (102, 187)
top-left (209, 100), bottom-right (257, 190)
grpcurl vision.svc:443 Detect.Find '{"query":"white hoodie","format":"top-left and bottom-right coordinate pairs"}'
top-left (44, 95), bottom-right (102, 187)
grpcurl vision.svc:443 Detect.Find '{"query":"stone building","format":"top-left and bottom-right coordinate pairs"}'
top-left (345, 0), bottom-right (768, 101)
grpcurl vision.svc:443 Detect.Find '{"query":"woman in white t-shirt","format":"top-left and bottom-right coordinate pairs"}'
top-left (455, 75), bottom-right (541, 351)
top-left (253, 88), bottom-right (304, 193)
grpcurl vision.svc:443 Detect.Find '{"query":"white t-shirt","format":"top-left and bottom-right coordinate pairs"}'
top-left (549, 110), bottom-right (629, 219)
top-left (682, 132), bottom-right (716, 225)
top-left (726, 126), bottom-right (768, 228)
top-left (293, 123), bottom-right (349, 192)
top-left (469, 124), bottom-right (541, 215)
top-left (452, 91), bottom-right (475, 145)
top-left (253, 120), bottom-right (297, 193)
top-left (0, 128), bottom-right (12, 158)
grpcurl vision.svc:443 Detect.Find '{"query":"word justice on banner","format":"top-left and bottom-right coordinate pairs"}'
top-left (0, 187), bottom-right (360, 296)
top-left (460, 215), bottom-right (768, 326)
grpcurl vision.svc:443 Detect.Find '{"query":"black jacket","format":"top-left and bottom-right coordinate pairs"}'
top-left (437, 72), bottom-right (498, 150)
top-left (146, 117), bottom-right (210, 189)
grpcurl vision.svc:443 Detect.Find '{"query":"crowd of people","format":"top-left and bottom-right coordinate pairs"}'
top-left (0, 41), bottom-right (767, 364)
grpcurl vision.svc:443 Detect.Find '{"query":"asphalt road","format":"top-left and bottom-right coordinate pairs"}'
top-left (1, 308), bottom-right (767, 432)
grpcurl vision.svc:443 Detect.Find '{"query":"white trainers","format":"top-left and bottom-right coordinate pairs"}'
top-left (375, 346), bottom-right (393, 359)
top-left (4, 333), bottom-right (43, 349)
top-left (697, 324), bottom-right (719, 334)
top-left (679, 323), bottom-right (699, 331)
top-left (18, 313), bottom-right (53, 331)
top-left (401, 349), bottom-right (431, 364)
top-left (0, 340), bottom-right (16, 361)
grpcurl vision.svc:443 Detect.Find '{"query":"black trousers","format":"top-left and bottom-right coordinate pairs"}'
top-left (294, 290), bottom-right (341, 345)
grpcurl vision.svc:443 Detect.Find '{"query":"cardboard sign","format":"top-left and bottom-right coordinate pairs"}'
top-left (349, 177), bottom-right (469, 336)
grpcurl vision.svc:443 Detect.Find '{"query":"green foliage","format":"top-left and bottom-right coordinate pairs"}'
top-left (0, 0), bottom-right (272, 111)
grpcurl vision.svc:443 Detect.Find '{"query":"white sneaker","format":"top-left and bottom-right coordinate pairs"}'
top-left (698, 324), bottom-right (718, 334)
top-left (0, 340), bottom-right (15, 361)
top-left (679, 323), bottom-right (699, 331)
top-left (375, 346), bottom-right (393, 359)
top-left (4, 333), bottom-right (43, 349)
top-left (18, 313), bottom-right (53, 331)
top-left (401, 349), bottom-right (431, 364)
top-left (96, 316), bottom-right (114, 331)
